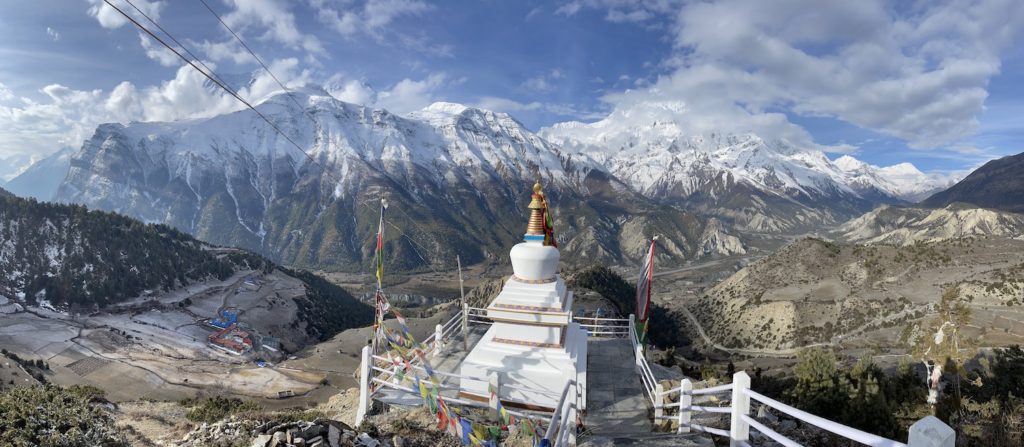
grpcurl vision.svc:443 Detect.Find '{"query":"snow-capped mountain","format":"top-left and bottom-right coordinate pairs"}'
top-left (832, 155), bottom-right (957, 202)
top-left (541, 101), bottom-right (949, 231)
top-left (4, 146), bottom-right (74, 201)
top-left (54, 88), bottom-right (743, 271)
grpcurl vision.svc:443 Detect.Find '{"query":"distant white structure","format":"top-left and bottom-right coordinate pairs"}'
top-left (457, 183), bottom-right (588, 411)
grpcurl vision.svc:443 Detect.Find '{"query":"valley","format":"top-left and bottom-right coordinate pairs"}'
top-left (1, 268), bottom-right (325, 403)
top-left (4, 4), bottom-right (1024, 445)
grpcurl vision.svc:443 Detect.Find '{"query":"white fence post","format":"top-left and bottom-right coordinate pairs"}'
top-left (356, 345), bottom-right (372, 426)
top-left (462, 303), bottom-right (469, 351)
top-left (569, 380), bottom-right (579, 447)
top-left (655, 383), bottom-right (665, 421)
top-left (908, 416), bottom-right (955, 447)
top-left (628, 314), bottom-right (642, 369)
top-left (433, 323), bottom-right (443, 358)
top-left (678, 379), bottom-right (692, 434)
top-left (730, 371), bottom-right (751, 447)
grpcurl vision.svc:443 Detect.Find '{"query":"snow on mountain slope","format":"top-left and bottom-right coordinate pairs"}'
top-left (4, 147), bottom-right (74, 201)
top-left (541, 102), bottom-right (885, 231)
top-left (54, 89), bottom-right (735, 271)
top-left (833, 155), bottom-right (957, 202)
top-left (542, 102), bottom-right (854, 199)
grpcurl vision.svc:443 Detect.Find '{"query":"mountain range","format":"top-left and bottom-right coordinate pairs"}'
top-left (47, 89), bottom-right (747, 272)
top-left (541, 101), bottom-right (955, 232)
top-left (921, 151), bottom-right (1024, 213)
top-left (5, 80), bottom-right (970, 272)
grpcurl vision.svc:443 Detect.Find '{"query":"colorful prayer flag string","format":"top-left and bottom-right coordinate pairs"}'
top-left (371, 202), bottom-right (541, 446)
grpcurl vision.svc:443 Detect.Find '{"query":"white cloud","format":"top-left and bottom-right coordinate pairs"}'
top-left (325, 76), bottom-right (377, 105)
top-left (0, 62), bottom-right (313, 159)
top-left (86, 0), bottom-right (165, 29)
top-left (46, 27), bottom-right (61, 42)
top-left (474, 97), bottom-right (544, 113)
top-left (564, 0), bottom-right (1024, 151)
top-left (324, 72), bottom-right (449, 114)
top-left (191, 39), bottom-right (256, 65)
top-left (311, 0), bottom-right (450, 56)
top-left (376, 73), bottom-right (447, 113)
top-left (313, 0), bottom-right (432, 36)
top-left (522, 76), bottom-right (552, 92)
top-left (139, 34), bottom-right (179, 67)
top-left (0, 83), bottom-right (15, 102)
top-left (221, 0), bottom-right (323, 54)
top-left (521, 69), bottom-right (565, 92)
top-left (555, 0), bottom-right (677, 24)
top-left (472, 96), bottom-right (604, 120)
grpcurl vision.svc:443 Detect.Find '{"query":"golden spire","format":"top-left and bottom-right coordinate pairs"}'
top-left (526, 182), bottom-right (546, 236)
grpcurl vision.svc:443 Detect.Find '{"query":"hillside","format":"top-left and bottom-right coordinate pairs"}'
top-left (922, 151), bottom-right (1024, 212)
top-left (0, 192), bottom-right (244, 310)
top-left (837, 204), bottom-right (1024, 246)
top-left (0, 191), bottom-right (371, 339)
top-left (690, 237), bottom-right (1024, 351)
top-left (53, 92), bottom-right (744, 273)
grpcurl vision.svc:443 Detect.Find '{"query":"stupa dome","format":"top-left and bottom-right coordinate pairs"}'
top-left (510, 182), bottom-right (559, 281)
top-left (511, 240), bottom-right (559, 281)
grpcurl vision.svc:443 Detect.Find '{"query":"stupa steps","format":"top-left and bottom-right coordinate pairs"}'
top-left (501, 278), bottom-right (564, 289)
top-left (491, 289), bottom-right (564, 305)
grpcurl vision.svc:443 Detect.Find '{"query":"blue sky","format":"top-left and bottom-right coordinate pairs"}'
top-left (0, 0), bottom-right (1022, 178)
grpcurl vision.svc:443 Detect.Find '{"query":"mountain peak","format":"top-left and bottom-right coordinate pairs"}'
top-left (878, 162), bottom-right (924, 176)
top-left (420, 101), bottom-right (470, 115)
top-left (834, 155), bottom-right (868, 172)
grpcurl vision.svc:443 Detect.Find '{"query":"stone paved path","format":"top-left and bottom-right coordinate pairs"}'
top-left (584, 338), bottom-right (652, 435)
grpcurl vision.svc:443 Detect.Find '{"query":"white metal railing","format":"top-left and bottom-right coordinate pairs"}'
top-left (573, 315), bottom-right (630, 338)
top-left (358, 304), bottom-right (955, 447)
top-left (357, 305), bottom-right (572, 443)
top-left (358, 306), bottom-right (490, 424)
top-left (653, 371), bottom-right (955, 447)
top-left (542, 379), bottom-right (582, 447)
top-left (626, 314), bottom-right (659, 410)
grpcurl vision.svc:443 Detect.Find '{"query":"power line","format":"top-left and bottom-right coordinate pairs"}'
top-left (105, 0), bottom-right (317, 175)
top-left (194, 0), bottom-right (309, 115)
top-left (120, 0), bottom-right (234, 97)
top-left (103, 0), bottom-right (450, 273)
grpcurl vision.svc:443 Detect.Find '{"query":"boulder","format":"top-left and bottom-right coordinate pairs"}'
top-left (328, 424), bottom-right (342, 447)
top-left (270, 431), bottom-right (288, 447)
top-left (357, 432), bottom-right (380, 447)
top-left (250, 434), bottom-right (272, 447)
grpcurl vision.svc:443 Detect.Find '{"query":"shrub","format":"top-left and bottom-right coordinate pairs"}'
top-left (0, 385), bottom-right (127, 446)
top-left (181, 396), bottom-right (263, 423)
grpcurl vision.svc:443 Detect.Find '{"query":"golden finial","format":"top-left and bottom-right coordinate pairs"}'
top-left (528, 182), bottom-right (545, 210)
top-left (526, 182), bottom-right (546, 235)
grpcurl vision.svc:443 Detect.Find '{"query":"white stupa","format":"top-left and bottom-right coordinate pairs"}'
top-left (458, 183), bottom-right (588, 411)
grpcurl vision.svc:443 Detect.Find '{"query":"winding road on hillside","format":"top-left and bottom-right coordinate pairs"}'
top-left (677, 306), bottom-right (828, 357)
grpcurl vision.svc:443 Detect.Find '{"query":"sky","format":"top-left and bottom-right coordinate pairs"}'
top-left (0, 0), bottom-right (1022, 180)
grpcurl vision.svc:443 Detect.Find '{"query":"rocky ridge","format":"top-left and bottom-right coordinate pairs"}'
top-left (837, 204), bottom-right (1024, 246)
